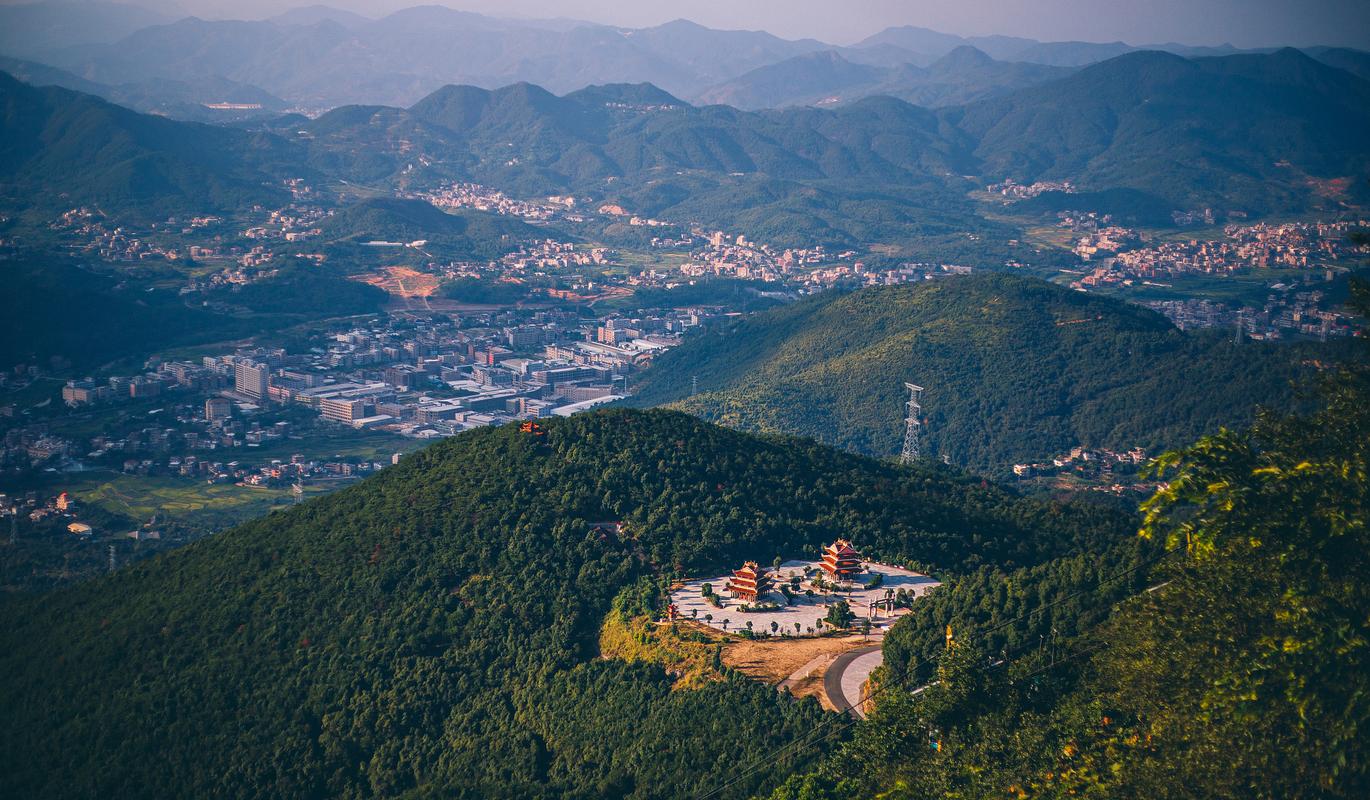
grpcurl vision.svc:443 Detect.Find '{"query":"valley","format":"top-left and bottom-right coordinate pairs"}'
top-left (0, 4), bottom-right (1367, 798)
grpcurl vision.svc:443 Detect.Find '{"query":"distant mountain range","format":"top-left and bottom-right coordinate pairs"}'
top-left (695, 46), bottom-right (1075, 110)
top-left (2, 1), bottom-right (1366, 111)
top-left (3, 42), bottom-right (1367, 244)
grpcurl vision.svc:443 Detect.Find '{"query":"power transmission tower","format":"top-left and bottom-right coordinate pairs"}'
top-left (107, 544), bottom-right (117, 573)
top-left (691, 375), bottom-right (698, 397)
top-left (1234, 309), bottom-right (1244, 344)
top-left (900, 383), bottom-right (924, 465)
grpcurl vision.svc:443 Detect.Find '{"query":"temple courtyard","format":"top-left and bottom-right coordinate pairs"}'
top-left (669, 558), bottom-right (941, 638)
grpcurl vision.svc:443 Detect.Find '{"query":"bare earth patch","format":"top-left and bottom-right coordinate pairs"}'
top-left (724, 634), bottom-right (873, 708)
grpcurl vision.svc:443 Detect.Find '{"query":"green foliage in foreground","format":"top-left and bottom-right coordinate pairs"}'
top-left (0, 409), bottom-right (1130, 799)
top-left (635, 273), bottom-right (1319, 475)
top-left (769, 289), bottom-right (1370, 799)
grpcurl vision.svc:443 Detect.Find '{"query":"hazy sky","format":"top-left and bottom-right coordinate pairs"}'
top-left (33, 0), bottom-right (1370, 48)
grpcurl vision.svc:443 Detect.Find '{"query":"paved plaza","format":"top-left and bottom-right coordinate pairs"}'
top-left (670, 559), bottom-right (941, 637)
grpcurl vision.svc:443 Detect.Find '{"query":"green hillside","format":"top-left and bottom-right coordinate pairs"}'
top-left (952, 49), bottom-right (1370, 213)
top-left (768, 309), bottom-right (1370, 799)
top-left (0, 70), bottom-right (297, 220)
top-left (0, 408), bottom-right (1131, 799)
top-left (633, 274), bottom-right (1319, 475)
top-left (321, 197), bottom-right (556, 259)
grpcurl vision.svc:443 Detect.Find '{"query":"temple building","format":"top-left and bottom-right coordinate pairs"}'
top-left (820, 539), bottom-right (863, 580)
top-left (726, 561), bottom-right (772, 601)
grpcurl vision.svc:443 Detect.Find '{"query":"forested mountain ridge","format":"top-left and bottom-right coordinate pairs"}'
top-left (0, 408), bottom-right (1133, 799)
top-left (633, 273), bottom-right (1321, 474)
top-left (289, 48), bottom-right (1370, 244)
top-left (952, 48), bottom-right (1370, 214)
top-left (0, 70), bottom-right (299, 219)
top-left (769, 285), bottom-right (1370, 799)
top-left (3, 43), bottom-right (1366, 243)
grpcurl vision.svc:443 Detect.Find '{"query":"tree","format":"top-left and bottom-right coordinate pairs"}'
top-left (722, 619), bottom-right (730, 631)
top-left (771, 621), bottom-right (780, 635)
top-left (825, 600), bottom-right (855, 630)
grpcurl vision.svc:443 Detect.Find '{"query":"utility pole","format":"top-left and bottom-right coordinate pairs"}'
top-left (901, 383), bottom-right (924, 465)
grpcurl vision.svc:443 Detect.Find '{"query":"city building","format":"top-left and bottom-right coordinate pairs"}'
top-left (233, 360), bottom-right (270, 400)
top-left (205, 397), bottom-right (233, 421)
top-left (319, 398), bottom-right (368, 424)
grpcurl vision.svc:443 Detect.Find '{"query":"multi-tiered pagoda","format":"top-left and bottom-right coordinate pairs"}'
top-left (820, 539), bottom-right (863, 580)
top-left (726, 561), bottom-right (772, 601)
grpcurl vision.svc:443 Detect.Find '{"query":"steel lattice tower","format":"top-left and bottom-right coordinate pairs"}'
top-left (901, 383), bottom-right (924, 464)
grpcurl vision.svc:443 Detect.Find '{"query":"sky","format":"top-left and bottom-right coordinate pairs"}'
top-left (17, 0), bottom-right (1370, 49)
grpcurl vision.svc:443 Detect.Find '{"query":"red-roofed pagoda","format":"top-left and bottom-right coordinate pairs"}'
top-left (820, 539), bottom-right (863, 580)
top-left (726, 561), bottom-right (772, 601)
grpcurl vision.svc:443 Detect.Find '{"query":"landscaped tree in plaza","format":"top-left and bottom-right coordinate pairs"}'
top-left (825, 600), bottom-right (855, 630)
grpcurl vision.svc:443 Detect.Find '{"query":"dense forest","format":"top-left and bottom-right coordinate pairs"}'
top-left (207, 262), bottom-right (388, 316)
top-left (634, 273), bottom-right (1322, 475)
top-left (764, 282), bottom-right (1369, 800)
top-left (0, 408), bottom-right (1132, 799)
top-left (0, 255), bottom-right (263, 371)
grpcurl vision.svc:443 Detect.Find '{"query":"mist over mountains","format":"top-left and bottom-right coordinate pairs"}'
top-left (2, 1), bottom-right (1365, 111)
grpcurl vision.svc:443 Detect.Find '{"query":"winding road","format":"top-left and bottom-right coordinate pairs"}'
top-left (825, 644), bottom-right (883, 719)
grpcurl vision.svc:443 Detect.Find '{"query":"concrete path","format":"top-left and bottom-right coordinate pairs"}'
top-left (824, 645), bottom-right (883, 719)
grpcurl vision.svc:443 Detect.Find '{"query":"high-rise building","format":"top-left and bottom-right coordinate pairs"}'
top-left (233, 360), bottom-right (270, 400)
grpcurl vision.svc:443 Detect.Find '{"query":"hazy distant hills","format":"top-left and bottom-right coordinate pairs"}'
top-left (0, 56), bottom-right (289, 122)
top-left (0, 1), bottom-right (169, 61)
top-left (2, 42), bottom-right (1366, 242)
top-left (4, 1), bottom-right (1365, 112)
top-left (30, 6), bottom-right (825, 107)
top-left (696, 47), bottom-right (1074, 110)
top-left (633, 273), bottom-right (1319, 474)
top-left (854, 24), bottom-right (1248, 66)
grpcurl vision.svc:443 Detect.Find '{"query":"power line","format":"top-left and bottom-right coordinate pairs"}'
top-left (694, 542), bottom-right (1183, 800)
